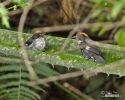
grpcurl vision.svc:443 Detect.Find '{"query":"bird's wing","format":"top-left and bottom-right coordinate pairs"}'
top-left (80, 42), bottom-right (101, 55)
top-left (89, 45), bottom-right (101, 54)
top-left (25, 38), bottom-right (34, 45)
top-left (93, 54), bottom-right (106, 64)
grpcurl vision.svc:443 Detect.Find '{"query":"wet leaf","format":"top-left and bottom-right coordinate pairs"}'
top-left (0, 29), bottom-right (125, 76)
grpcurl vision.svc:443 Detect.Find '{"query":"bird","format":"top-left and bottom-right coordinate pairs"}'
top-left (25, 31), bottom-right (46, 51)
top-left (74, 32), bottom-right (106, 64)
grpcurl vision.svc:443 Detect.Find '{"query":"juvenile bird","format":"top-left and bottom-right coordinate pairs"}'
top-left (75, 32), bottom-right (106, 64)
top-left (25, 31), bottom-right (46, 51)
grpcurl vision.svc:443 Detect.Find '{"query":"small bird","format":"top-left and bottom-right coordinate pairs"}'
top-left (25, 31), bottom-right (46, 51)
top-left (74, 32), bottom-right (106, 64)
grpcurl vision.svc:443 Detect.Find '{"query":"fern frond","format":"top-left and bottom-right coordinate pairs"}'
top-left (0, 87), bottom-right (40, 100)
top-left (20, 91), bottom-right (38, 100)
top-left (0, 65), bottom-right (19, 72)
top-left (0, 64), bottom-right (46, 100)
top-left (34, 63), bottom-right (59, 77)
top-left (20, 86), bottom-right (41, 100)
top-left (0, 72), bottom-right (30, 80)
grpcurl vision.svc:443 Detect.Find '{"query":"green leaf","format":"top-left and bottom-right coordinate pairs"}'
top-left (13, 5), bottom-right (17, 10)
top-left (1, 29), bottom-right (125, 99)
top-left (106, 13), bottom-right (112, 21)
top-left (111, 1), bottom-right (124, 18)
top-left (0, 29), bottom-right (125, 77)
top-left (91, 27), bottom-right (100, 32)
top-left (91, 9), bottom-right (102, 18)
top-left (0, 3), bottom-right (10, 28)
top-left (2, 16), bottom-right (10, 28)
top-left (114, 28), bottom-right (125, 46)
top-left (121, 15), bottom-right (125, 24)
top-left (0, 63), bottom-right (47, 100)
top-left (98, 27), bottom-right (106, 36)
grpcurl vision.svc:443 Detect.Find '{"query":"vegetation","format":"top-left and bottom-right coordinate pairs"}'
top-left (0, 0), bottom-right (125, 100)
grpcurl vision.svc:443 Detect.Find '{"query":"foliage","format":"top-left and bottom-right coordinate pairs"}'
top-left (0, 0), bottom-right (125, 99)
top-left (114, 28), bottom-right (125, 46)
top-left (88, 0), bottom-right (125, 45)
top-left (0, 0), bottom-right (125, 46)
top-left (0, 3), bottom-right (10, 28)
top-left (0, 0), bottom-right (28, 28)
top-left (1, 29), bottom-right (125, 99)
top-left (0, 29), bottom-right (125, 74)
top-left (0, 62), bottom-right (60, 100)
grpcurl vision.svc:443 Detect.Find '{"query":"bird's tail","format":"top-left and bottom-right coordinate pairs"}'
top-left (94, 55), bottom-right (106, 64)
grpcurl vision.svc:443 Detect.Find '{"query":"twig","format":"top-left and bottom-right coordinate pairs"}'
top-left (59, 7), bottom-right (95, 52)
top-left (3, 0), bottom-right (12, 6)
top-left (64, 82), bottom-right (95, 100)
top-left (8, 0), bottom-right (48, 16)
top-left (32, 21), bottom-right (124, 33)
top-left (30, 58), bottom-right (125, 85)
top-left (8, 9), bottom-right (23, 16)
top-left (73, 0), bottom-right (93, 8)
top-left (109, 26), bottom-right (119, 39)
top-left (18, 0), bottom-right (36, 78)
top-left (74, 0), bottom-right (85, 24)
top-left (94, 41), bottom-right (125, 51)
top-left (100, 40), bottom-right (116, 44)
top-left (30, 71), bottom-right (84, 85)
top-left (0, 56), bottom-right (23, 63)
top-left (54, 82), bottom-right (82, 100)
top-left (32, 0), bottom-right (47, 8)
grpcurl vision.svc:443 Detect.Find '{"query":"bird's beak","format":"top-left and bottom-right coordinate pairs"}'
top-left (72, 36), bottom-right (77, 39)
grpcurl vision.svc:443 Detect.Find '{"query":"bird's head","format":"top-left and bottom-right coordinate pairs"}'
top-left (73, 32), bottom-right (88, 41)
top-left (32, 31), bottom-right (44, 39)
top-left (76, 32), bottom-right (88, 38)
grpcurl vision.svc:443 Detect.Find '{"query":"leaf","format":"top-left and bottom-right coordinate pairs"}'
top-left (0, 29), bottom-right (125, 78)
top-left (13, 5), bottom-right (17, 10)
top-left (91, 9), bottom-right (102, 18)
top-left (2, 16), bottom-right (10, 28)
top-left (0, 64), bottom-right (47, 100)
top-left (106, 13), bottom-right (112, 21)
top-left (0, 3), bottom-right (10, 28)
top-left (121, 15), bottom-right (125, 24)
top-left (111, 1), bottom-right (124, 19)
top-left (91, 27), bottom-right (100, 32)
top-left (114, 28), bottom-right (125, 46)
top-left (98, 27), bottom-right (106, 36)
